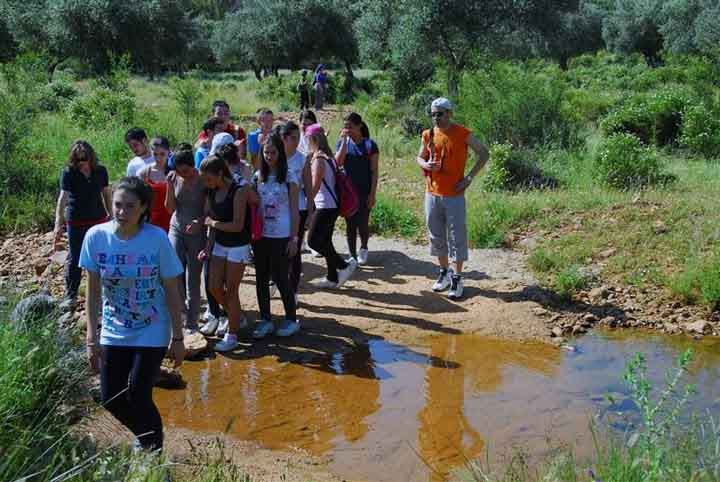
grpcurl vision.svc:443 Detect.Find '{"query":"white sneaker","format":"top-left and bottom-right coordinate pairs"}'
top-left (269, 281), bottom-right (278, 298)
top-left (336, 258), bottom-right (357, 287)
top-left (357, 248), bottom-right (369, 265)
top-left (314, 278), bottom-right (338, 289)
top-left (214, 334), bottom-right (238, 352)
top-left (311, 248), bottom-right (323, 258)
top-left (275, 319), bottom-right (300, 337)
top-left (432, 269), bottom-right (452, 292)
top-left (200, 315), bottom-right (219, 336)
top-left (294, 293), bottom-right (299, 306)
top-left (253, 320), bottom-right (275, 339)
top-left (448, 275), bottom-right (464, 300)
top-left (216, 317), bottom-right (229, 337)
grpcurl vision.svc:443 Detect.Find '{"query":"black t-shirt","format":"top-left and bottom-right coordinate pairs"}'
top-left (60, 165), bottom-right (109, 223)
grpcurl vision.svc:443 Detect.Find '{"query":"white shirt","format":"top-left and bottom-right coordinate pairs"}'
top-left (313, 156), bottom-right (337, 209)
top-left (298, 134), bottom-right (309, 156)
top-left (287, 150), bottom-right (307, 211)
top-left (258, 171), bottom-right (299, 238)
top-left (126, 154), bottom-right (154, 177)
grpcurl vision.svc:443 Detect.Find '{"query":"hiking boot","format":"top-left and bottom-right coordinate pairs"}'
top-left (448, 275), bottom-right (464, 300)
top-left (432, 269), bottom-right (452, 292)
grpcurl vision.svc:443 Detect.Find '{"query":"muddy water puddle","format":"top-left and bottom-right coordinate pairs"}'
top-left (155, 332), bottom-right (720, 481)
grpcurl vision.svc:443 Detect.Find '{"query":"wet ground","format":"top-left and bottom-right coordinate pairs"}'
top-left (154, 331), bottom-right (720, 481)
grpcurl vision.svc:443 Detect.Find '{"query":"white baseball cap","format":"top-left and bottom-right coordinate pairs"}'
top-left (431, 97), bottom-right (453, 111)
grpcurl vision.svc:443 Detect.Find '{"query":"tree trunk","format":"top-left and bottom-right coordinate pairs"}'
top-left (251, 64), bottom-right (262, 81)
top-left (447, 62), bottom-right (460, 101)
top-left (344, 59), bottom-right (354, 80)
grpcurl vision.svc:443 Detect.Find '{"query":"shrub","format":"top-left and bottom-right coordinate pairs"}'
top-left (68, 87), bottom-right (136, 128)
top-left (680, 104), bottom-right (720, 159)
top-left (459, 61), bottom-right (577, 148)
top-left (362, 93), bottom-right (395, 128)
top-left (369, 194), bottom-right (421, 238)
top-left (672, 253), bottom-right (720, 309)
top-left (482, 144), bottom-right (558, 192)
top-left (594, 133), bottom-right (667, 189)
top-left (554, 265), bottom-right (589, 299)
top-left (561, 88), bottom-right (620, 125)
top-left (600, 87), bottom-right (694, 146)
top-left (38, 79), bottom-right (79, 112)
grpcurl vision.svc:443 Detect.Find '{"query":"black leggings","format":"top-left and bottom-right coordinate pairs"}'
top-left (308, 208), bottom-right (348, 283)
top-left (346, 197), bottom-right (370, 258)
top-left (100, 345), bottom-right (166, 450)
top-left (289, 210), bottom-right (308, 293)
top-left (253, 237), bottom-right (296, 322)
top-left (65, 223), bottom-right (92, 299)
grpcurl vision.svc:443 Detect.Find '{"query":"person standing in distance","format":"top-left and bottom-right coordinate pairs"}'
top-left (416, 98), bottom-right (489, 300)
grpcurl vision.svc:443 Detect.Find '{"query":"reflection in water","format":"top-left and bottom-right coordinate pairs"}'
top-left (418, 336), bottom-right (560, 481)
top-left (156, 344), bottom-right (381, 454)
top-left (155, 331), bottom-right (720, 482)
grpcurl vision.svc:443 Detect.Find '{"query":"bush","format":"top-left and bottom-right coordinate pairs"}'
top-left (459, 61), bottom-right (577, 148)
top-left (361, 93), bottom-right (395, 128)
top-left (594, 133), bottom-right (667, 188)
top-left (38, 79), bottom-right (79, 112)
top-left (600, 87), bottom-right (694, 146)
top-left (671, 253), bottom-right (720, 309)
top-left (482, 144), bottom-right (558, 192)
top-left (369, 194), bottom-right (421, 238)
top-left (680, 104), bottom-right (720, 159)
top-left (68, 87), bottom-right (136, 128)
top-left (554, 265), bottom-right (589, 299)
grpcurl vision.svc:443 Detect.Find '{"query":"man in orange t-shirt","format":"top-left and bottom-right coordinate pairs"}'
top-left (416, 97), bottom-right (489, 300)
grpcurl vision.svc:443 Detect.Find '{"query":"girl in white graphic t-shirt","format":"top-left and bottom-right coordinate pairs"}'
top-left (251, 133), bottom-right (300, 339)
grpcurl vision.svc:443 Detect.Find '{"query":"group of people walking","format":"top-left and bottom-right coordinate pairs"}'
top-left (51, 94), bottom-right (488, 453)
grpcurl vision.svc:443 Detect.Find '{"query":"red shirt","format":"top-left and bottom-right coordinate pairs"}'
top-left (197, 122), bottom-right (245, 143)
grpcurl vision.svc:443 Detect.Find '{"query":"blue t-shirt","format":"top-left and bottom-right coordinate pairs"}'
top-left (194, 147), bottom-right (209, 170)
top-left (79, 221), bottom-right (183, 347)
top-left (247, 128), bottom-right (262, 156)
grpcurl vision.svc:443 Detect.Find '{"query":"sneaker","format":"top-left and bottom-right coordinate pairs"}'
top-left (311, 248), bottom-right (323, 258)
top-left (448, 275), bottom-right (464, 300)
top-left (216, 317), bottom-right (229, 337)
top-left (199, 314), bottom-right (219, 336)
top-left (252, 320), bottom-right (275, 339)
top-left (357, 248), bottom-right (369, 265)
top-left (336, 258), bottom-right (357, 287)
top-left (314, 278), bottom-right (338, 289)
top-left (432, 269), bottom-right (452, 292)
top-left (214, 333), bottom-right (239, 352)
top-left (275, 319), bottom-right (300, 337)
top-left (294, 293), bottom-right (299, 306)
top-left (269, 281), bottom-right (278, 298)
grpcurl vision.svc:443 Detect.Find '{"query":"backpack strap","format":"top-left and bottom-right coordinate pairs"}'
top-left (320, 156), bottom-right (340, 207)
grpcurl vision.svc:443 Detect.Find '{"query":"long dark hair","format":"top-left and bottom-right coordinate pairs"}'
top-left (112, 176), bottom-right (152, 224)
top-left (259, 133), bottom-right (288, 184)
top-left (199, 154), bottom-right (232, 179)
top-left (300, 110), bottom-right (317, 125)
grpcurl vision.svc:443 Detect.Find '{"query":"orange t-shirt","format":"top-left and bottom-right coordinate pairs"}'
top-left (421, 124), bottom-right (471, 196)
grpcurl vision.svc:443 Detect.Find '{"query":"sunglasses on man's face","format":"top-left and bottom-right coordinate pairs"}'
top-left (430, 111), bottom-right (446, 118)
